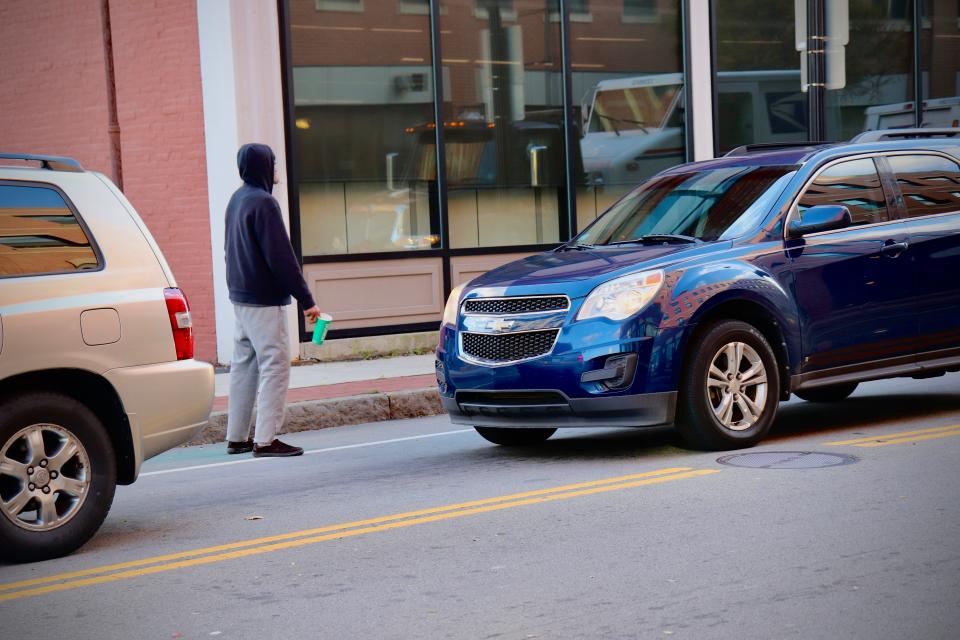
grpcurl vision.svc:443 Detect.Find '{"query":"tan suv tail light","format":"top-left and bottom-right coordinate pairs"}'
top-left (163, 288), bottom-right (194, 360)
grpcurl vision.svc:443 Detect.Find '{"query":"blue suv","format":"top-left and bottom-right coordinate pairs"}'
top-left (436, 129), bottom-right (960, 450)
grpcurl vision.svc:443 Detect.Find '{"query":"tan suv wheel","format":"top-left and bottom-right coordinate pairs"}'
top-left (0, 393), bottom-right (117, 563)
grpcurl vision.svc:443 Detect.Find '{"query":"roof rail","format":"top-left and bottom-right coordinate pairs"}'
top-left (724, 141), bottom-right (835, 157)
top-left (850, 128), bottom-right (960, 143)
top-left (0, 153), bottom-right (84, 172)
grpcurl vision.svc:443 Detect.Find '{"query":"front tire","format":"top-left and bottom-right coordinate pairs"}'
top-left (676, 320), bottom-right (781, 450)
top-left (474, 427), bottom-right (556, 446)
top-left (0, 392), bottom-right (117, 563)
top-left (794, 383), bottom-right (858, 403)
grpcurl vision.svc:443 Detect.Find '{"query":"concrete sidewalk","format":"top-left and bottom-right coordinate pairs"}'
top-left (188, 354), bottom-right (445, 445)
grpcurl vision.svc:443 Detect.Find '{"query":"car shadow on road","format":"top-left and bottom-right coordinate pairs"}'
top-left (768, 392), bottom-right (960, 442)
top-left (462, 426), bottom-right (691, 463)
top-left (459, 391), bottom-right (960, 462)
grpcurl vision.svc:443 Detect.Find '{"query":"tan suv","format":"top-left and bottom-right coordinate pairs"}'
top-left (0, 153), bottom-right (214, 562)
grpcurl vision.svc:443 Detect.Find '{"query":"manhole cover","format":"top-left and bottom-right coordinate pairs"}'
top-left (716, 451), bottom-right (857, 469)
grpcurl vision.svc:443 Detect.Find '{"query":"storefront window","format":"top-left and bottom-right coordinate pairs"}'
top-left (439, 0), bottom-right (566, 248)
top-left (714, 0), bottom-right (807, 153)
top-left (920, 0), bottom-right (960, 126)
top-left (825, 0), bottom-right (916, 139)
top-left (289, 0), bottom-right (441, 255)
top-left (569, 0), bottom-right (685, 230)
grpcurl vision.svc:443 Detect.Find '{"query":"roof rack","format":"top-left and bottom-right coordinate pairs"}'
top-left (724, 141), bottom-right (835, 157)
top-left (850, 128), bottom-right (960, 143)
top-left (0, 153), bottom-right (84, 172)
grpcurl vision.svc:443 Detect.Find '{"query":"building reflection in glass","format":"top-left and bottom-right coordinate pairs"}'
top-left (289, 0), bottom-right (441, 255)
top-left (919, 0), bottom-right (960, 127)
top-left (570, 1), bottom-right (686, 229)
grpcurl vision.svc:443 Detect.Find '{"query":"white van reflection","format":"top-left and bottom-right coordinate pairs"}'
top-left (864, 96), bottom-right (960, 131)
top-left (580, 70), bottom-right (808, 185)
top-left (580, 73), bottom-right (685, 188)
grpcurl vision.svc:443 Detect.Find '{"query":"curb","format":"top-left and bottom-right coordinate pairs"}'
top-left (186, 387), bottom-right (446, 446)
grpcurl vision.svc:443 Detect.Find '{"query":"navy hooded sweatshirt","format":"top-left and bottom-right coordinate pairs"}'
top-left (225, 144), bottom-right (316, 308)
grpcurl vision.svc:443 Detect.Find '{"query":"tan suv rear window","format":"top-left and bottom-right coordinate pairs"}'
top-left (0, 183), bottom-right (100, 277)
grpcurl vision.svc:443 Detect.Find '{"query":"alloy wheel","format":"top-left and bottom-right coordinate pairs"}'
top-left (706, 341), bottom-right (768, 431)
top-left (0, 423), bottom-right (91, 532)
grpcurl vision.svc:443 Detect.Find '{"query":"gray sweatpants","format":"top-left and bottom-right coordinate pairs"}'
top-left (226, 304), bottom-right (290, 446)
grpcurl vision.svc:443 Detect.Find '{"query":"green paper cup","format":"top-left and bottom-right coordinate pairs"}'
top-left (311, 313), bottom-right (332, 345)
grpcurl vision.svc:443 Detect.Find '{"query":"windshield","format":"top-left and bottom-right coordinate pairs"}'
top-left (588, 84), bottom-right (681, 133)
top-left (575, 165), bottom-right (797, 244)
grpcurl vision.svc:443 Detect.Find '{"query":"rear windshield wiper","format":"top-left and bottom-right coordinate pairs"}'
top-left (605, 234), bottom-right (702, 246)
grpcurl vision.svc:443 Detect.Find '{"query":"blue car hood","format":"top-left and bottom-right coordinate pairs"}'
top-left (465, 243), bottom-right (722, 299)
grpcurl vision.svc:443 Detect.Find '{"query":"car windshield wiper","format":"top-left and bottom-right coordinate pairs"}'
top-left (605, 234), bottom-right (702, 246)
top-left (556, 242), bottom-right (599, 252)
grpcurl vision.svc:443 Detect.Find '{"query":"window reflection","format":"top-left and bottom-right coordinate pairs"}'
top-left (826, 0), bottom-right (916, 139)
top-left (575, 165), bottom-right (795, 243)
top-left (290, 0), bottom-right (441, 255)
top-left (798, 158), bottom-right (889, 225)
top-left (714, 0), bottom-right (807, 153)
top-left (887, 154), bottom-right (960, 217)
top-left (440, 0), bottom-right (566, 248)
top-left (570, 0), bottom-right (685, 230)
top-left (919, 0), bottom-right (960, 126)
top-left (0, 185), bottom-right (98, 276)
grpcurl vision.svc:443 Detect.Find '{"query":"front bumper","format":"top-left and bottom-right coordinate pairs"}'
top-left (442, 389), bottom-right (677, 429)
top-left (104, 359), bottom-right (214, 478)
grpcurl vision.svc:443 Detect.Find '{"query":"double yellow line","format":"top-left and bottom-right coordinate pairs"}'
top-left (825, 424), bottom-right (960, 448)
top-left (0, 466), bottom-right (718, 603)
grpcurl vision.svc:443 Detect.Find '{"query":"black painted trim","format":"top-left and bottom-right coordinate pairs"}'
top-left (913, 0), bottom-right (923, 127)
top-left (681, 0), bottom-right (694, 162)
top-left (708, 0), bottom-right (721, 157)
top-left (277, 0), bottom-right (307, 338)
top-left (793, 348), bottom-right (960, 391)
top-left (322, 321), bottom-right (441, 342)
top-left (559, 0), bottom-right (577, 237)
top-left (807, 0), bottom-right (826, 141)
top-left (429, 0), bottom-right (452, 298)
top-left (300, 243), bottom-right (557, 264)
top-left (443, 390), bottom-right (677, 428)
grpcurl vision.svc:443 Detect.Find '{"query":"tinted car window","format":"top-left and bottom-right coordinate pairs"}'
top-left (798, 158), bottom-right (889, 226)
top-left (0, 184), bottom-right (99, 277)
top-left (576, 165), bottom-right (797, 244)
top-left (887, 154), bottom-right (960, 218)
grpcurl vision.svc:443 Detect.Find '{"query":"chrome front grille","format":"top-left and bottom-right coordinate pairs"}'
top-left (462, 296), bottom-right (569, 315)
top-left (461, 330), bottom-right (560, 364)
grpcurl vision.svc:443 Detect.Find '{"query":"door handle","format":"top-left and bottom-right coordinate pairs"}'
top-left (880, 240), bottom-right (909, 257)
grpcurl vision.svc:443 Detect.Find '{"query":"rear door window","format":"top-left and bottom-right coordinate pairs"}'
top-left (798, 158), bottom-right (890, 226)
top-left (886, 154), bottom-right (960, 218)
top-left (0, 183), bottom-right (100, 277)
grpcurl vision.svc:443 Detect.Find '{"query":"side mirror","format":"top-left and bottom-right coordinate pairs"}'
top-left (787, 204), bottom-right (852, 239)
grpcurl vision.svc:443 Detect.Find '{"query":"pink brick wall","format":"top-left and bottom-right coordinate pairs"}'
top-left (108, 0), bottom-right (215, 363)
top-left (0, 1), bottom-right (217, 363)
top-left (0, 2), bottom-right (113, 175)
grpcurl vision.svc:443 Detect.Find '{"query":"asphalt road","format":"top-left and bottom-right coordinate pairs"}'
top-left (1, 375), bottom-right (958, 639)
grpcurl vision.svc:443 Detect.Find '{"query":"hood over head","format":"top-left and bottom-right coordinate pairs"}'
top-left (237, 143), bottom-right (275, 193)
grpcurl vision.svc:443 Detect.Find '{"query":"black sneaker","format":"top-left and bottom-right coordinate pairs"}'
top-left (226, 439), bottom-right (254, 454)
top-left (253, 439), bottom-right (304, 458)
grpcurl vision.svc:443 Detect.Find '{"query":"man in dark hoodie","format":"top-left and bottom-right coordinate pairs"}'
top-left (224, 143), bottom-right (321, 457)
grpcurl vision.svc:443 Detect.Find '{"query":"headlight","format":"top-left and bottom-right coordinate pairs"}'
top-left (576, 270), bottom-right (664, 321)
top-left (442, 283), bottom-right (467, 326)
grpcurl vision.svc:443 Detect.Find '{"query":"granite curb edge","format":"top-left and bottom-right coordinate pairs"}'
top-left (186, 387), bottom-right (445, 446)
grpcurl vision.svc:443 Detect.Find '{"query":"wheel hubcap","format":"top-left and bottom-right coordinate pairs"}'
top-left (706, 341), bottom-right (768, 431)
top-left (0, 424), bottom-right (91, 532)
